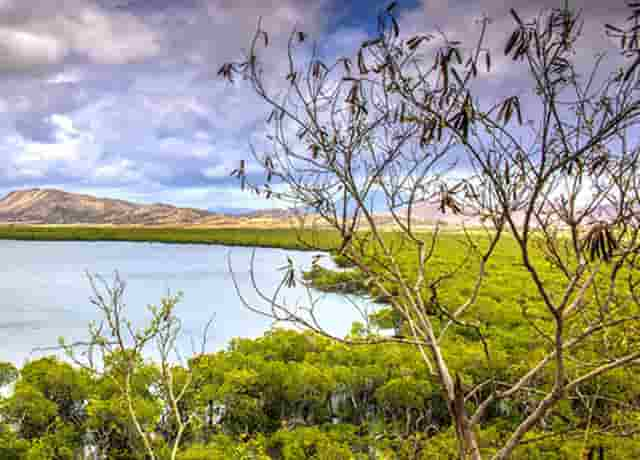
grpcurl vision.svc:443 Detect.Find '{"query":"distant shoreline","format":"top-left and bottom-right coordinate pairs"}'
top-left (0, 225), bottom-right (340, 252)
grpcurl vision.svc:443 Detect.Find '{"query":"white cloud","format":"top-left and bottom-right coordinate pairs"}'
top-left (202, 164), bottom-right (229, 179)
top-left (49, 114), bottom-right (79, 138)
top-left (0, 28), bottom-right (66, 71)
top-left (46, 69), bottom-right (84, 84)
top-left (92, 159), bottom-right (142, 184)
top-left (61, 7), bottom-right (159, 64)
top-left (0, 0), bottom-right (159, 72)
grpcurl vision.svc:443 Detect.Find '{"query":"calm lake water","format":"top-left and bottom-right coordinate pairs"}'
top-left (0, 240), bottom-right (369, 366)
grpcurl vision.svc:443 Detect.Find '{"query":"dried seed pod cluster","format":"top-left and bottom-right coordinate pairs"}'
top-left (583, 223), bottom-right (618, 262)
top-left (439, 191), bottom-right (462, 215)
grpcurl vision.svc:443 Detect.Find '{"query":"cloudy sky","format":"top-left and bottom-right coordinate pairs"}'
top-left (0, 0), bottom-right (630, 211)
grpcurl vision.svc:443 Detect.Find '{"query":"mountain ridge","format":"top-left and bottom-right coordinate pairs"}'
top-left (0, 188), bottom-right (215, 225)
top-left (0, 188), bottom-right (303, 227)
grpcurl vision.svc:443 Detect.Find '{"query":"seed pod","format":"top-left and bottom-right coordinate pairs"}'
top-left (505, 30), bottom-right (520, 56)
top-left (357, 49), bottom-right (368, 74)
top-left (391, 16), bottom-right (400, 37)
top-left (342, 58), bottom-right (352, 74)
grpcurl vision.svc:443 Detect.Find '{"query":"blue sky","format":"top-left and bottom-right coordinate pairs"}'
top-left (0, 0), bottom-right (627, 211)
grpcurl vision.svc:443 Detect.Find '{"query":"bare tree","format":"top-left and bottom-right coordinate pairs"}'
top-left (58, 272), bottom-right (213, 460)
top-left (221, 1), bottom-right (640, 459)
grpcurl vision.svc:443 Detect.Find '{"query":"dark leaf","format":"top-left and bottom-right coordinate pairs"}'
top-left (451, 67), bottom-right (464, 87)
top-left (510, 8), bottom-right (523, 25)
top-left (504, 99), bottom-right (513, 124)
top-left (286, 72), bottom-right (297, 83)
top-left (312, 61), bottom-right (324, 79)
top-left (605, 23), bottom-right (624, 33)
top-left (624, 56), bottom-right (640, 81)
top-left (342, 58), bottom-right (352, 74)
top-left (513, 97), bottom-right (523, 125)
top-left (407, 36), bottom-right (429, 50)
top-left (358, 49), bottom-right (368, 74)
top-left (584, 223), bottom-right (616, 262)
top-left (505, 30), bottom-right (520, 56)
top-left (460, 114), bottom-right (469, 141)
top-left (514, 37), bottom-right (529, 60)
top-left (606, 227), bottom-right (618, 250)
top-left (452, 47), bottom-right (463, 64)
top-left (497, 99), bottom-right (509, 123)
top-left (441, 58), bottom-right (449, 89)
top-left (391, 16), bottom-right (400, 37)
top-left (362, 37), bottom-right (384, 48)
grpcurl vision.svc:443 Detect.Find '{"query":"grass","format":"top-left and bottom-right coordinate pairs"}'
top-left (0, 225), bottom-right (341, 251)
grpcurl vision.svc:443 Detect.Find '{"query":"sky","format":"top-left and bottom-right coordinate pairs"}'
top-left (0, 0), bottom-right (631, 212)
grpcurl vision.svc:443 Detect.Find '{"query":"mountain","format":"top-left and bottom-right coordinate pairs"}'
top-left (0, 188), bottom-right (214, 225)
top-left (0, 188), bottom-right (578, 229)
top-left (374, 201), bottom-right (484, 228)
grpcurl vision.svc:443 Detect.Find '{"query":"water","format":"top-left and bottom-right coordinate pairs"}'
top-left (0, 240), bottom-right (371, 366)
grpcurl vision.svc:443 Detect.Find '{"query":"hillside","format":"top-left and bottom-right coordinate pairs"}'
top-left (0, 188), bottom-right (306, 227)
top-left (0, 188), bottom-right (213, 225)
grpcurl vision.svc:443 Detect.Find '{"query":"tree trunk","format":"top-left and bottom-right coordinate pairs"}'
top-left (428, 329), bottom-right (483, 459)
top-left (449, 379), bottom-right (482, 460)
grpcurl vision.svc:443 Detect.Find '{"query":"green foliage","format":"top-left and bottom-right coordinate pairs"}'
top-left (178, 434), bottom-right (270, 460)
top-left (268, 425), bottom-right (369, 459)
top-left (0, 430), bottom-right (29, 460)
top-left (19, 358), bottom-right (90, 425)
top-left (85, 357), bottom-right (162, 460)
top-left (0, 226), bottom-right (341, 251)
top-left (3, 324), bottom-right (640, 458)
top-left (375, 376), bottom-right (433, 412)
top-left (3, 231), bottom-right (640, 458)
top-left (0, 361), bottom-right (18, 388)
top-left (4, 384), bottom-right (59, 439)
